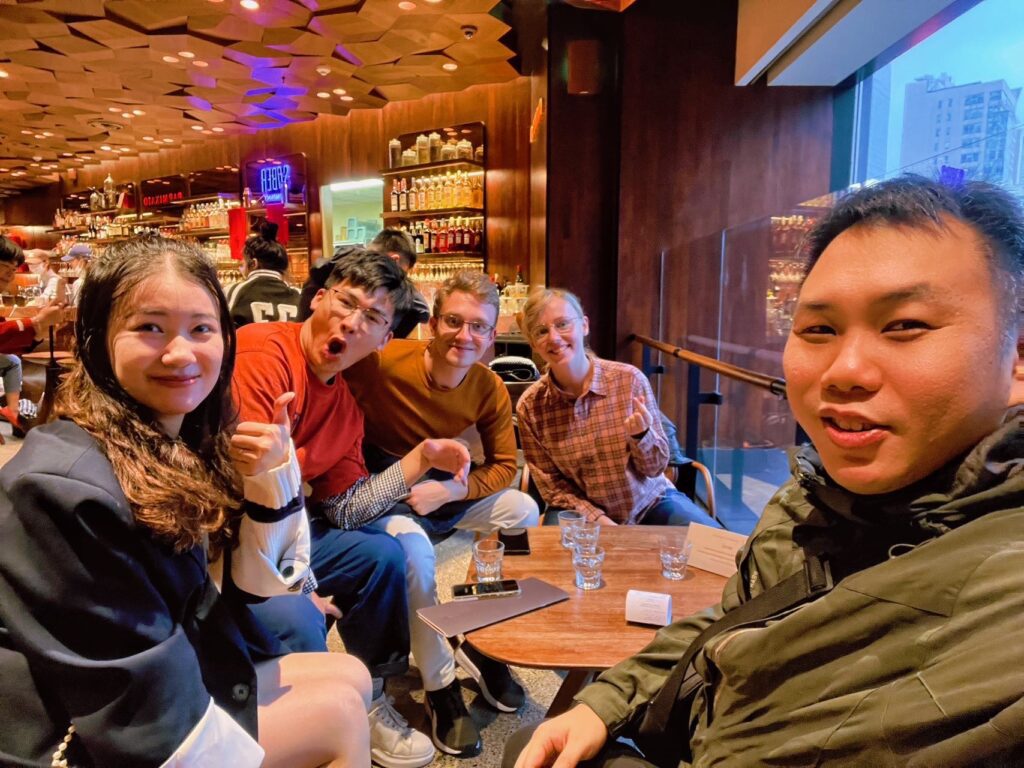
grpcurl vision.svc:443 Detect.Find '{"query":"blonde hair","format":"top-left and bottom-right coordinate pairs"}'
top-left (433, 270), bottom-right (500, 320)
top-left (520, 286), bottom-right (586, 339)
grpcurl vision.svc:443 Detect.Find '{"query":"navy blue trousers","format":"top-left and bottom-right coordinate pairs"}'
top-left (251, 520), bottom-right (411, 679)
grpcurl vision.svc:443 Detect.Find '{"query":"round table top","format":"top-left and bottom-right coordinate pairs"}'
top-left (22, 350), bottom-right (74, 363)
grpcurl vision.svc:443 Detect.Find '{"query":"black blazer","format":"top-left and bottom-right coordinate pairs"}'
top-left (0, 421), bottom-right (283, 768)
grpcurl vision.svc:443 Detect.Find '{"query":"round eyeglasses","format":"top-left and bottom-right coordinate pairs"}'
top-left (328, 288), bottom-right (391, 331)
top-left (530, 316), bottom-right (581, 342)
top-left (438, 313), bottom-right (496, 339)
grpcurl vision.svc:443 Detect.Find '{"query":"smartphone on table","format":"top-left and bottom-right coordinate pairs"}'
top-left (452, 579), bottom-right (521, 600)
top-left (498, 527), bottom-right (531, 555)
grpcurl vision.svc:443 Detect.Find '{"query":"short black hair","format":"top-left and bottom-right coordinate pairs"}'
top-left (0, 235), bottom-right (25, 267)
top-left (325, 249), bottom-right (414, 332)
top-left (370, 228), bottom-right (417, 269)
top-left (805, 174), bottom-right (1024, 348)
top-left (244, 220), bottom-right (289, 273)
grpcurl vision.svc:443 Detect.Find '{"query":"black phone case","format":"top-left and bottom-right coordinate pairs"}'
top-left (498, 528), bottom-right (531, 555)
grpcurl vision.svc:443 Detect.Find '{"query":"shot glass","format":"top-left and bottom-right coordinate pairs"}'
top-left (573, 546), bottom-right (605, 590)
top-left (473, 539), bottom-right (505, 582)
top-left (557, 509), bottom-right (584, 548)
top-left (659, 539), bottom-right (693, 581)
top-left (572, 520), bottom-right (601, 554)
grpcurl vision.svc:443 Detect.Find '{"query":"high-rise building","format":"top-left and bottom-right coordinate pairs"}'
top-left (900, 74), bottom-right (1022, 187)
top-left (852, 65), bottom-right (890, 182)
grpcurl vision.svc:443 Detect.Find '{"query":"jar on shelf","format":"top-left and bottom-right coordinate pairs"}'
top-left (388, 138), bottom-right (402, 168)
top-left (416, 134), bottom-right (430, 164)
top-left (456, 139), bottom-right (473, 160)
top-left (474, 144), bottom-right (484, 163)
top-left (428, 132), bottom-right (442, 162)
top-left (401, 148), bottom-right (418, 166)
top-left (440, 141), bottom-right (457, 161)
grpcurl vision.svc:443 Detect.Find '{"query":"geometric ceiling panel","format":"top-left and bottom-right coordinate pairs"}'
top-left (0, 0), bottom-right (517, 196)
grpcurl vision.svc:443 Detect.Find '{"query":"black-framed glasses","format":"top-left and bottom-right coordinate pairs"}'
top-left (530, 316), bottom-right (581, 342)
top-left (328, 288), bottom-right (391, 331)
top-left (438, 313), bottom-right (496, 339)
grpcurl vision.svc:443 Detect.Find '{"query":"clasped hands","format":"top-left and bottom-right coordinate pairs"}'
top-left (407, 438), bottom-right (471, 516)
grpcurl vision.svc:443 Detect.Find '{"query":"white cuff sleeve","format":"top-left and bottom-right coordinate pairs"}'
top-left (158, 698), bottom-right (264, 768)
top-left (242, 442), bottom-right (302, 509)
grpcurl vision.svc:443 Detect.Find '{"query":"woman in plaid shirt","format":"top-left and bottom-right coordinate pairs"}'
top-left (516, 288), bottom-right (719, 527)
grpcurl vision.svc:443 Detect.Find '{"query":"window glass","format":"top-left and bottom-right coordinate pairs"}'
top-left (851, 0), bottom-right (1024, 190)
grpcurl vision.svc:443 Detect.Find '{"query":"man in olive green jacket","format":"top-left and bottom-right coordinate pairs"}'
top-left (506, 176), bottom-right (1024, 768)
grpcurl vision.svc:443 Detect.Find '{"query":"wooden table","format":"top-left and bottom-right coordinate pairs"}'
top-left (464, 526), bottom-right (727, 715)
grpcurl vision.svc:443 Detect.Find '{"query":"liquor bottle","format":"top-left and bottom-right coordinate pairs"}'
top-left (417, 178), bottom-right (427, 211)
top-left (425, 176), bottom-right (436, 210)
top-left (515, 264), bottom-right (525, 284)
top-left (441, 172), bottom-right (453, 208)
top-left (437, 220), bottom-right (448, 253)
top-left (472, 177), bottom-right (483, 208)
top-left (390, 181), bottom-right (399, 212)
top-left (399, 178), bottom-right (408, 212)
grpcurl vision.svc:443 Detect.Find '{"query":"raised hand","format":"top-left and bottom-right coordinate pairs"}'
top-left (624, 394), bottom-right (653, 438)
top-left (229, 392), bottom-right (295, 476)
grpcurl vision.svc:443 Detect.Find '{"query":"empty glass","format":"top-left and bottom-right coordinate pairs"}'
top-left (660, 539), bottom-right (693, 580)
top-left (473, 539), bottom-right (504, 582)
top-left (572, 520), bottom-right (601, 553)
top-left (573, 546), bottom-right (605, 590)
top-left (557, 509), bottom-right (584, 548)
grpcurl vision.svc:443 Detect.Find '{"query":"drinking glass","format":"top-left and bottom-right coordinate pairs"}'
top-left (659, 539), bottom-right (693, 580)
top-left (557, 509), bottom-right (584, 548)
top-left (573, 546), bottom-right (605, 590)
top-left (473, 539), bottom-right (504, 582)
top-left (572, 520), bottom-right (601, 554)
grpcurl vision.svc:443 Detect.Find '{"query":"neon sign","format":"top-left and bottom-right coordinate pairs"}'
top-left (260, 163), bottom-right (291, 204)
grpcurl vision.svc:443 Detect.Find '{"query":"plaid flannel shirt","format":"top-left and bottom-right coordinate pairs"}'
top-left (516, 357), bottom-right (673, 524)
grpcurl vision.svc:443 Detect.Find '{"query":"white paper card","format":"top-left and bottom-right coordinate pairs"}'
top-left (625, 589), bottom-right (673, 627)
top-left (686, 523), bottom-right (748, 578)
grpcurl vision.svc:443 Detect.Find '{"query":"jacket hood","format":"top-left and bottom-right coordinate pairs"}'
top-left (793, 408), bottom-right (1024, 539)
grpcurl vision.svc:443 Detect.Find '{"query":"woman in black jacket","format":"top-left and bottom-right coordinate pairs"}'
top-left (0, 236), bottom-right (370, 767)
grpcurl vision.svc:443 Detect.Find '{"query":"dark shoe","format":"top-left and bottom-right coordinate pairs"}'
top-left (454, 642), bottom-right (525, 713)
top-left (424, 680), bottom-right (482, 758)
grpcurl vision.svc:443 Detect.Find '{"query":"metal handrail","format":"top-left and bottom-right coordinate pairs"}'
top-left (631, 334), bottom-right (787, 398)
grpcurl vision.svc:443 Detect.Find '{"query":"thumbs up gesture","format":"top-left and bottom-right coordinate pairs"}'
top-left (230, 392), bottom-right (295, 476)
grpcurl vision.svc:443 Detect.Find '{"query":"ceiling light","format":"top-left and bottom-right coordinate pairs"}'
top-left (62, 152), bottom-right (73, 157)
top-left (212, 126), bottom-right (224, 133)
top-left (162, 55), bottom-right (179, 63)
top-left (142, 135), bottom-right (154, 141)
top-left (133, 109), bottom-right (145, 116)
top-left (193, 60), bottom-right (209, 68)
top-left (100, 145), bottom-right (111, 150)
top-left (0, 69), bottom-right (8, 78)
top-left (316, 91), bottom-right (330, 98)
top-left (108, 106), bottom-right (121, 113)
top-left (163, 138), bottom-right (174, 143)
top-left (20, 130), bottom-right (31, 135)
top-left (0, 168), bottom-right (7, 172)
top-left (442, 62), bottom-right (458, 71)
top-left (178, 51), bottom-right (195, 58)
top-left (42, 131), bottom-right (53, 137)
top-left (333, 88), bottom-right (346, 95)
top-left (191, 125), bottom-right (203, 130)
top-left (117, 147), bottom-right (129, 152)
top-left (398, 1), bottom-right (417, 9)
top-left (34, 134), bottom-right (44, 139)
top-left (424, 0), bottom-right (443, 3)
top-left (121, 112), bottom-right (132, 118)
top-left (315, 65), bottom-right (331, 76)
top-left (340, 95), bottom-right (354, 102)
top-left (241, 0), bottom-right (259, 9)
top-left (202, 130), bottom-right (212, 134)
top-left (30, 162), bottom-right (39, 167)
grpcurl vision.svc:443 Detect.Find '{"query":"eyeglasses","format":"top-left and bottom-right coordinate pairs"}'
top-left (530, 316), bottom-right (581, 342)
top-left (438, 313), bottom-right (495, 339)
top-left (328, 288), bottom-right (391, 331)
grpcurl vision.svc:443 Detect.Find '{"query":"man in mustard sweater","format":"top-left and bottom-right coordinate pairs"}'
top-left (346, 271), bottom-right (539, 758)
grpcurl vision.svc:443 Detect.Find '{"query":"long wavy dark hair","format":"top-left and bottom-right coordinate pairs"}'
top-left (56, 235), bottom-right (242, 554)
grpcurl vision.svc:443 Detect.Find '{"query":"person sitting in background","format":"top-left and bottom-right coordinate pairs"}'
top-left (300, 228), bottom-right (430, 337)
top-left (225, 221), bottom-right (301, 326)
top-left (516, 287), bottom-right (718, 528)
top-left (0, 236), bottom-right (371, 768)
top-left (24, 249), bottom-right (62, 305)
top-left (506, 176), bottom-right (1024, 768)
top-left (0, 236), bottom-right (65, 435)
top-left (234, 250), bottom-right (474, 768)
top-left (345, 270), bottom-right (540, 757)
top-left (62, 242), bottom-right (93, 307)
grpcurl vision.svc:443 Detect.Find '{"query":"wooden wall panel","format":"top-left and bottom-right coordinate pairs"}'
top-left (36, 77), bottom-right (537, 283)
top-left (612, 0), bottom-right (833, 364)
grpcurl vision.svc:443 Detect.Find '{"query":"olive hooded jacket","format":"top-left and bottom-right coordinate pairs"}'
top-left (576, 410), bottom-right (1024, 767)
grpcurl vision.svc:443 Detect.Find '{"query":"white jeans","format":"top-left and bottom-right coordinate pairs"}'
top-left (368, 489), bottom-right (539, 691)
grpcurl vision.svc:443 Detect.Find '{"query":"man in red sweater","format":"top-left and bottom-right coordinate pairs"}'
top-left (233, 251), bottom-right (471, 768)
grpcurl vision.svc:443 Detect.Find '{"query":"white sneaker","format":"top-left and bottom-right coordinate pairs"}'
top-left (369, 694), bottom-right (436, 768)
